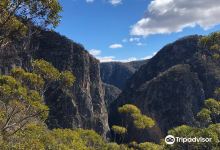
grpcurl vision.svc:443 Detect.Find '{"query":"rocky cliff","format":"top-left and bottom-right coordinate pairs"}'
top-left (0, 30), bottom-right (109, 137)
top-left (103, 83), bottom-right (121, 108)
top-left (109, 35), bottom-right (220, 143)
top-left (100, 60), bottom-right (148, 90)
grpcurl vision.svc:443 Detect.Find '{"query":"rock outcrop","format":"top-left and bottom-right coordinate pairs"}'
top-left (100, 60), bottom-right (148, 90)
top-left (0, 30), bottom-right (109, 137)
top-left (109, 35), bottom-right (220, 143)
top-left (103, 83), bottom-right (121, 108)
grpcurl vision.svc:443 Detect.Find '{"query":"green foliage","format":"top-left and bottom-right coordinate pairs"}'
top-left (106, 143), bottom-right (129, 150)
top-left (204, 98), bottom-right (220, 116)
top-left (33, 59), bottom-right (60, 82)
top-left (0, 73), bottom-right (49, 137)
top-left (0, 59), bottom-right (75, 139)
top-left (112, 125), bottom-right (127, 135)
top-left (0, 123), bottom-right (96, 150)
top-left (60, 71), bottom-right (76, 87)
top-left (132, 114), bottom-right (155, 129)
top-left (199, 32), bottom-right (220, 60)
top-left (138, 142), bottom-right (163, 150)
top-left (166, 124), bottom-right (220, 150)
top-left (0, 0), bottom-right (62, 28)
top-left (197, 108), bottom-right (212, 125)
top-left (0, 0), bottom-right (62, 49)
top-left (210, 44), bottom-right (220, 51)
top-left (32, 59), bottom-right (76, 89)
top-left (199, 32), bottom-right (220, 48)
top-left (76, 129), bottom-right (107, 150)
top-left (169, 89), bottom-right (220, 149)
top-left (117, 104), bottom-right (155, 130)
top-left (128, 141), bottom-right (162, 150)
top-left (197, 98), bottom-right (220, 126)
top-left (11, 67), bottom-right (45, 91)
top-left (118, 104), bottom-right (141, 115)
top-left (212, 53), bottom-right (220, 60)
top-left (114, 104), bottom-right (155, 145)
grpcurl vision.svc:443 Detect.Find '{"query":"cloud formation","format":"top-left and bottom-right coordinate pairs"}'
top-left (89, 49), bottom-right (101, 56)
top-left (109, 44), bottom-right (123, 49)
top-left (129, 37), bottom-right (140, 42)
top-left (86, 0), bottom-right (94, 3)
top-left (88, 48), bottom-right (153, 62)
top-left (131, 0), bottom-right (220, 36)
top-left (109, 0), bottom-right (122, 6)
top-left (99, 57), bottom-right (137, 62)
top-left (98, 56), bottom-right (116, 62)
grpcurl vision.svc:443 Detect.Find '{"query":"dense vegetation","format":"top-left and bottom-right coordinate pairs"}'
top-left (0, 60), bottom-right (162, 149)
top-left (0, 0), bottom-right (220, 149)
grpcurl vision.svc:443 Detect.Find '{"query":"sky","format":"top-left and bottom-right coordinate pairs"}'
top-left (55, 0), bottom-right (220, 62)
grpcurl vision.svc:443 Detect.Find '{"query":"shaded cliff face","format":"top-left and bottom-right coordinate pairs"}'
top-left (100, 60), bottom-right (148, 90)
top-left (109, 35), bottom-right (220, 143)
top-left (31, 30), bottom-right (109, 137)
top-left (103, 83), bottom-right (121, 108)
top-left (0, 44), bottom-right (31, 74)
top-left (0, 30), bottom-right (109, 137)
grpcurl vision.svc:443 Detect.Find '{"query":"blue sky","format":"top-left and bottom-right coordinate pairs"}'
top-left (55, 0), bottom-right (220, 62)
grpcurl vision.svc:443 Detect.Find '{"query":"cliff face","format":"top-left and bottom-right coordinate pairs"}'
top-left (0, 30), bottom-right (109, 137)
top-left (103, 83), bottom-right (121, 108)
top-left (32, 30), bottom-right (109, 137)
top-left (0, 43), bottom-right (31, 74)
top-left (109, 35), bottom-right (220, 143)
top-left (100, 60), bottom-right (148, 90)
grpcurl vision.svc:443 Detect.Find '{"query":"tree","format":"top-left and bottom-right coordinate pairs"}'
top-left (197, 98), bottom-right (220, 126)
top-left (112, 125), bottom-right (127, 143)
top-left (165, 125), bottom-right (219, 150)
top-left (197, 108), bottom-right (212, 126)
top-left (167, 88), bottom-right (220, 150)
top-left (199, 32), bottom-right (220, 60)
top-left (115, 104), bottom-right (155, 144)
top-left (138, 142), bottom-right (163, 150)
top-left (118, 104), bottom-right (141, 128)
top-left (118, 104), bottom-right (155, 130)
top-left (0, 0), bottom-right (62, 49)
top-left (118, 104), bottom-right (141, 115)
top-left (0, 59), bottom-right (75, 139)
top-left (132, 113), bottom-right (155, 129)
top-left (76, 129), bottom-right (107, 150)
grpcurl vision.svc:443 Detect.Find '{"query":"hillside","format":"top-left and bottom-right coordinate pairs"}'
top-left (0, 30), bottom-right (109, 137)
top-left (109, 34), bottom-right (220, 143)
top-left (100, 60), bottom-right (148, 90)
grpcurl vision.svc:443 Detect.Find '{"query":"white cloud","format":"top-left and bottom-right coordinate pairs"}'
top-left (124, 57), bottom-right (137, 62)
top-left (109, 0), bottom-right (122, 6)
top-left (129, 37), bottom-right (140, 42)
top-left (98, 56), bottom-right (116, 62)
top-left (109, 44), bottom-right (123, 49)
top-left (122, 38), bottom-right (127, 43)
top-left (141, 55), bottom-right (153, 60)
top-left (103, 57), bottom-right (137, 62)
top-left (136, 42), bottom-right (144, 46)
top-left (86, 0), bottom-right (94, 3)
top-left (88, 48), bottom-right (155, 63)
top-left (141, 52), bottom-right (157, 60)
top-left (131, 0), bottom-right (220, 36)
top-left (89, 49), bottom-right (101, 56)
